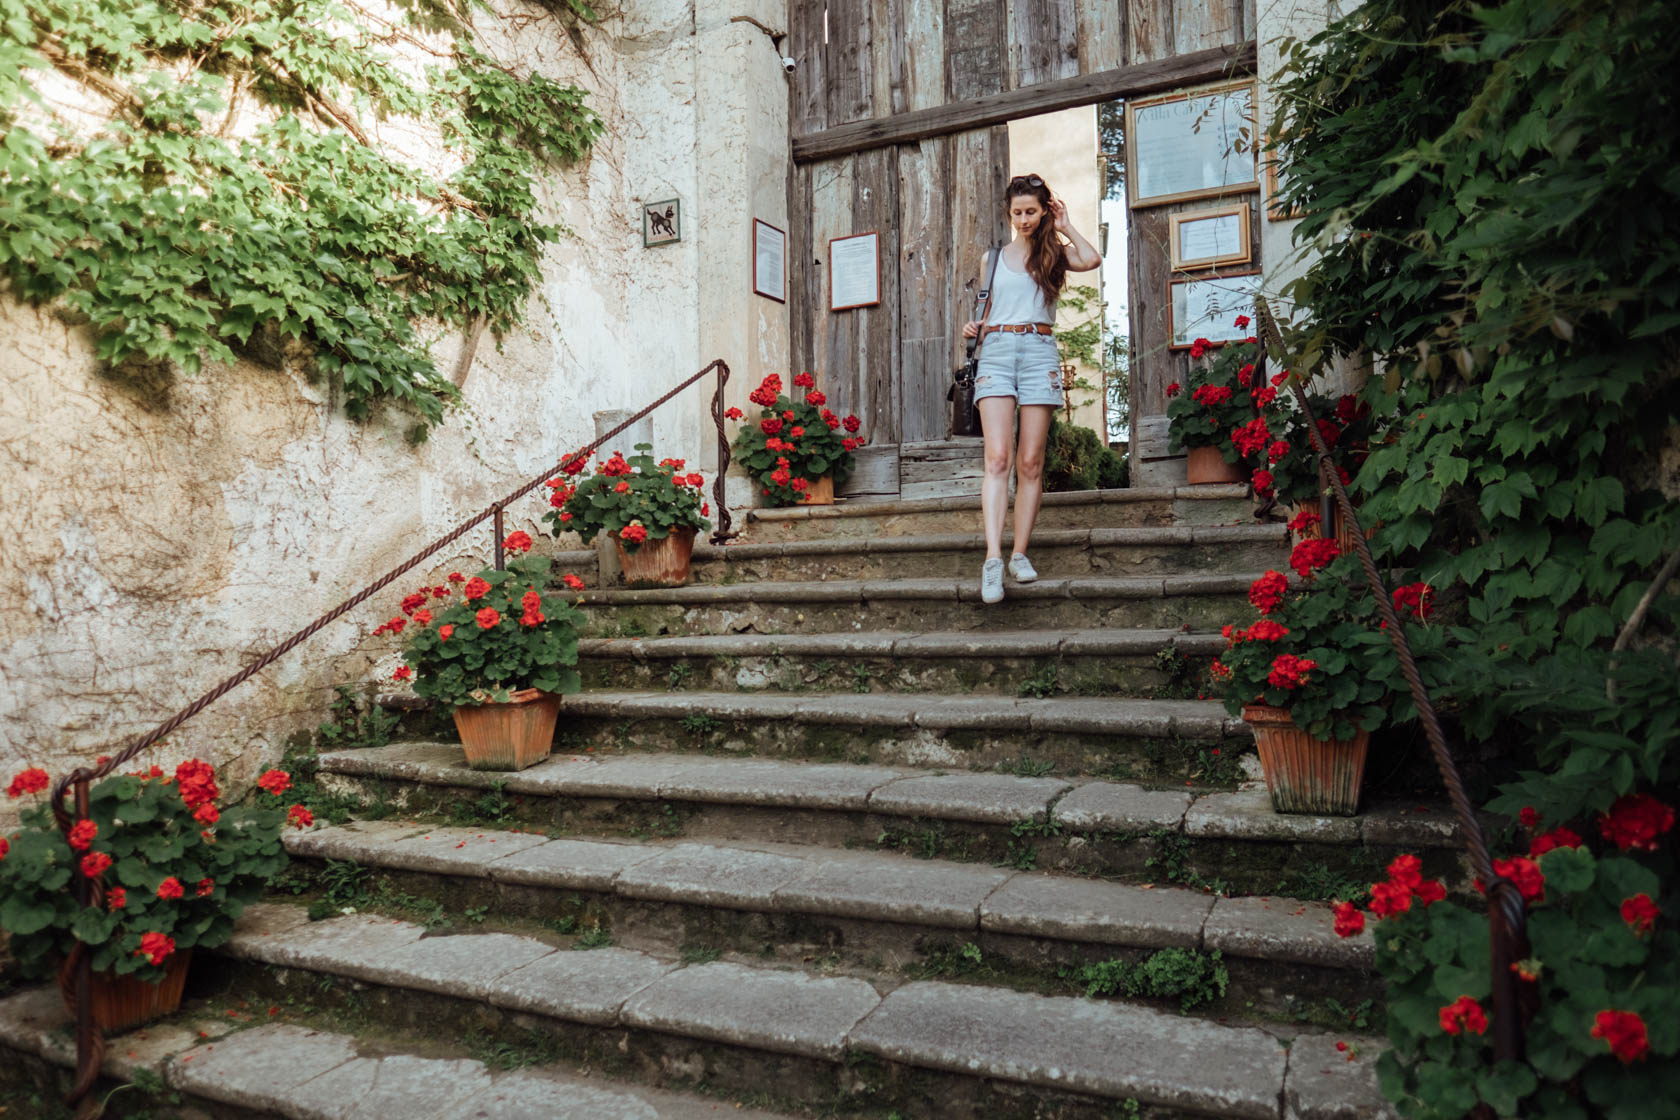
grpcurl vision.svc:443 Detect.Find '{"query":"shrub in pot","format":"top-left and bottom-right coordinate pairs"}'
top-left (1, 760), bottom-right (303, 1031)
top-left (729, 372), bottom-right (865, 506)
top-left (1165, 327), bottom-right (1266, 483)
top-left (382, 534), bottom-right (585, 769)
top-left (543, 445), bottom-right (711, 586)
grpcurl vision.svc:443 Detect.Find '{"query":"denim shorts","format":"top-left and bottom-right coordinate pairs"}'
top-left (973, 330), bottom-right (1064, 407)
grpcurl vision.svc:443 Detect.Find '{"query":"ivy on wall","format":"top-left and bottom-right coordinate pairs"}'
top-left (0, 0), bottom-right (603, 432)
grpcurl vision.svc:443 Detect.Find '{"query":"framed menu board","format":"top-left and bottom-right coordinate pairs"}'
top-left (1169, 203), bottom-right (1251, 270)
top-left (1168, 271), bottom-right (1261, 349)
top-left (1127, 80), bottom-right (1258, 208)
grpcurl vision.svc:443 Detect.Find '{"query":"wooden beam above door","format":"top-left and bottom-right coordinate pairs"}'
top-left (791, 40), bottom-right (1255, 163)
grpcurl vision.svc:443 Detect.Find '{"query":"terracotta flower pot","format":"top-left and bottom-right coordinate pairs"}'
top-left (1185, 446), bottom-right (1246, 485)
top-left (63, 950), bottom-right (193, 1034)
top-left (799, 475), bottom-right (835, 505)
top-left (452, 688), bottom-right (561, 770)
top-left (614, 525), bottom-right (696, 588)
top-left (1242, 704), bottom-right (1370, 816)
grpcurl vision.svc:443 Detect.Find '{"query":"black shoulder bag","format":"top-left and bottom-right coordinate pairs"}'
top-left (949, 242), bottom-right (1002, 437)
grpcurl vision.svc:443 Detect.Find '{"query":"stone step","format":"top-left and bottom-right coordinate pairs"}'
top-left (0, 985), bottom-right (802, 1120)
top-left (318, 744), bottom-right (1470, 894)
top-left (193, 902), bottom-right (1387, 1119)
top-left (575, 627), bottom-right (1224, 696)
top-left (567, 572), bottom-right (1260, 637)
top-left (282, 820), bottom-right (1378, 1019)
top-left (741, 484), bottom-right (1254, 541)
top-left (546, 690), bottom-right (1248, 780)
top-left (689, 524), bottom-right (1286, 583)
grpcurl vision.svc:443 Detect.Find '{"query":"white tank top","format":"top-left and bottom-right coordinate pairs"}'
top-left (986, 251), bottom-right (1056, 326)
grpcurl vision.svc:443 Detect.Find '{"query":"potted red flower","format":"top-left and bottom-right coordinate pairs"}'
top-left (729, 372), bottom-right (864, 507)
top-left (1165, 328), bottom-right (1264, 484)
top-left (381, 533), bottom-right (585, 769)
top-left (1, 760), bottom-right (303, 1031)
top-left (543, 445), bottom-right (711, 587)
top-left (1211, 555), bottom-right (1441, 814)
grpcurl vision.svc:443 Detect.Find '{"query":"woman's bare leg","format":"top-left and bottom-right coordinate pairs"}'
top-left (1011, 405), bottom-right (1055, 556)
top-left (979, 397), bottom-right (1019, 560)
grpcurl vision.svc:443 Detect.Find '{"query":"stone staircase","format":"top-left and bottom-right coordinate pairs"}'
top-left (0, 485), bottom-right (1446, 1119)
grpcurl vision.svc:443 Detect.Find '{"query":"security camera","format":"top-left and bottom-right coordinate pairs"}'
top-left (780, 56), bottom-right (797, 73)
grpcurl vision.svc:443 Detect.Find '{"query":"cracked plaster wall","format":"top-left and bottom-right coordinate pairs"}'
top-left (0, 0), bottom-right (791, 813)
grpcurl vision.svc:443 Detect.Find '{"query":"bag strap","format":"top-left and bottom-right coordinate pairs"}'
top-left (965, 241), bottom-right (1004, 361)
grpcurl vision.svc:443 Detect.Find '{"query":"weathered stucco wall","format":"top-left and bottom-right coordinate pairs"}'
top-left (0, 0), bottom-right (791, 811)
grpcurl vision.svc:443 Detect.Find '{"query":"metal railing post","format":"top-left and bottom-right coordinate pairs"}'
top-left (493, 504), bottom-right (506, 570)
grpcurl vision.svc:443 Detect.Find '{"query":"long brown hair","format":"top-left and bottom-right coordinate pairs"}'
top-left (1006, 174), bottom-right (1067, 312)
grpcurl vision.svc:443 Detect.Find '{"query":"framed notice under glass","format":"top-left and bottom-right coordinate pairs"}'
top-left (1167, 271), bottom-right (1261, 350)
top-left (1168, 203), bottom-right (1251, 270)
top-left (828, 231), bottom-right (881, 311)
top-left (1127, 80), bottom-right (1258, 209)
top-left (753, 219), bottom-right (786, 303)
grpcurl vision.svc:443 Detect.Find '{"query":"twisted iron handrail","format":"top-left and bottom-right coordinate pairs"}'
top-left (1253, 298), bottom-right (1528, 1062)
top-left (47, 357), bottom-right (735, 1115)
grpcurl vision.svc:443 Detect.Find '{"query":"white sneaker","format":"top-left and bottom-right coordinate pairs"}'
top-left (1008, 553), bottom-right (1038, 583)
top-left (980, 558), bottom-right (1005, 604)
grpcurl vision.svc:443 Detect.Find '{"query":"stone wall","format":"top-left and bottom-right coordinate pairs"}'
top-left (0, 0), bottom-right (791, 812)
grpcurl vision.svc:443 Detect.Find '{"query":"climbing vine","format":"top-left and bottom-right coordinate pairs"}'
top-left (0, 0), bottom-right (603, 432)
top-left (1271, 0), bottom-right (1679, 1115)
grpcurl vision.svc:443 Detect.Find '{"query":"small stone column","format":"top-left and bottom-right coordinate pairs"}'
top-left (593, 410), bottom-right (654, 587)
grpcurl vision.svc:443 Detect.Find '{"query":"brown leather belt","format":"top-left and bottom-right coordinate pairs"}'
top-left (981, 323), bottom-right (1054, 337)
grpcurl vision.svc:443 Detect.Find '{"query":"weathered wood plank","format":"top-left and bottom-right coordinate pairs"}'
top-left (852, 145), bottom-right (903, 445)
top-left (789, 161), bottom-right (815, 379)
top-left (903, 0), bottom-right (946, 111)
top-left (949, 125), bottom-right (1011, 372)
top-left (838, 443), bottom-right (901, 498)
top-left (826, 0), bottom-right (875, 125)
top-left (875, 0), bottom-right (906, 116)
top-left (897, 137), bottom-right (953, 443)
top-left (1173, 0), bottom-right (1240, 56)
top-left (811, 155), bottom-right (859, 424)
top-left (1008, 0), bottom-right (1080, 89)
top-left (1126, 0), bottom-right (1173, 65)
top-left (789, 0), bottom-right (827, 134)
top-left (1078, 1), bottom-right (1128, 73)
top-left (944, 0), bottom-right (1008, 102)
top-left (792, 41), bottom-right (1254, 162)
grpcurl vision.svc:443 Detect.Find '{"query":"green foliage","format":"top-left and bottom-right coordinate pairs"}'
top-left (1270, 0), bottom-right (1680, 1113)
top-left (544, 444), bottom-right (711, 549)
top-left (0, 0), bottom-right (601, 429)
top-left (1043, 419), bottom-right (1127, 491)
top-left (1165, 334), bottom-right (1262, 459)
top-left (0, 762), bottom-right (290, 981)
top-left (1067, 948), bottom-right (1229, 1012)
top-left (392, 552), bottom-right (584, 709)
top-left (730, 372), bottom-right (862, 506)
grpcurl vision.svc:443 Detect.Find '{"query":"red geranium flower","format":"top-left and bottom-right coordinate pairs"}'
top-left (107, 886), bottom-right (126, 909)
top-left (843, 415), bottom-right (861, 433)
top-left (1519, 806), bottom-right (1542, 829)
top-left (791, 478), bottom-right (810, 492)
top-left (761, 416), bottom-right (783, 436)
top-left (175, 760), bottom-right (220, 810)
top-left (1252, 469), bottom-right (1275, 497)
top-left (475, 607), bottom-right (502, 629)
top-left (1166, 381), bottom-right (1180, 397)
top-left (156, 877), bottom-right (184, 900)
top-left (805, 391), bottom-right (826, 406)
top-left (1479, 856), bottom-right (1545, 903)
top-left (1529, 826), bottom-right (1581, 857)
top-left (447, 572), bottom-right (466, 583)
top-left (1391, 582), bottom-right (1434, 621)
top-left (1245, 619), bottom-right (1289, 642)
top-left (1599, 793), bottom-right (1675, 851)
top-left (257, 770), bottom-right (292, 796)
top-left (193, 803), bottom-right (219, 826)
top-left (1191, 385), bottom-right (1233, 407)
top-left (1248, 570), bottom-right (1289, 615)
top-left (1286, 508), bottom-right (1321, 535)
top-left (1621, 893), bottom-right (1658, 938)
top-left (1266, 653), bottom-right (1317, 690)
top-left (8, 767), bottom-right (50, 798)
top-left (1234, 315), bottom-right (1250, 329)
top-left (1189, 337), bottom-right (1212, 358)
top-left (400, 591), bottom-right (429, 616)
top-left (1231, 416), bottom-right (1272, 458)
top-left (80, 851), bottom-right (113, 879)
top-left (412, 609), bottom-right (433, 627)
top-left (686, 473), bottom-right (704, 488)
top-left (1289, 538), bottom-right (1340, 579)
top-left (724, 406), bottom-right (744, 420)
top-left (0, 837), bottom-right (7, 862)
top-left (600, 452), bottom-right (633, 477)
top-left (136, 932), bottom-right (175, 967)
top-left (503, 531), bottom-right (533, 554)
top-left (392, 665), bottom-right (413, 681)
top-left (287, 804), bottom-right (314, 829)
top-left (1592, 1010), bottom-right (1649, 1064)
top-left (621, 521), bottom-right (649, 545)
top-left (462, 577), bottom-right (491, 601)
top-left (614, 480), bottom-right (631, 493)
top-left (197, 878), bottom-right (215, 897)
top-left (793, 372), bottom-right (815, 389)
top-left (68, 819), bottom-right (98, 851)
top-left (438, 624), bottom-right (454, 642)
top-left (1332, 901), bottom-right (1365, 938)
top-left (1439, 996), bottom-right (1488, 1036)
top-left (562, 574), bottom-right (586, 591)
